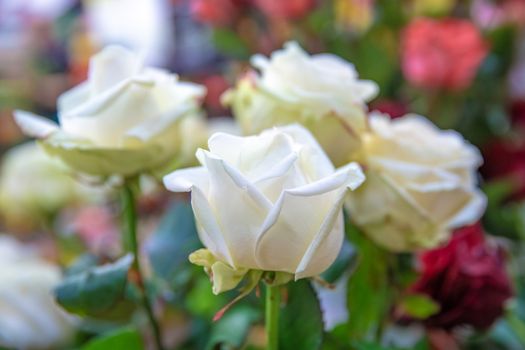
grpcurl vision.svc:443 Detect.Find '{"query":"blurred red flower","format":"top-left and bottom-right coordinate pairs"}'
top-left (201, 74), bottom-right (231, 116)
top-left (482, 139), bottom-right (525, 201)
top-left (254, 0), bottom-right (315, 20)
top-left (370, 99), bottom-right (408, 119)
top-left (190, 0), bottom-right (249, 26)
top-left (510, 100), bottom-right (525, 130)
top-left (401, 18), bottom-right (488, 91)
top-left (411, 223), bottom-right (513, 330)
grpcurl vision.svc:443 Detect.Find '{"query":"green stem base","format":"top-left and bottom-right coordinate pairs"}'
top-left (122, 184), bottom-right (164, 350)
top-left (266, 284), bottom-right (280, 350)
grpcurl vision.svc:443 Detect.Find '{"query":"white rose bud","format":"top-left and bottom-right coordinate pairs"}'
top-left (163, 125), bottom-right (365, 293)
top-left (223, 41), bottom-right (378, 167)
top-left (346, 113), bottom-right (487, 252)
top-left (14, 45), bottom-right (206, 177)
top-left (0, 236), bottom-right (75, 349)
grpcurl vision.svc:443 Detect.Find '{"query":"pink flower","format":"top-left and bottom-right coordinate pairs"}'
top-left (73, 206), bottom-right (120, 256)
top-left (402, 18), bottom-right (488, 91)
top-left (254, 0), bottom-right (315, 20)
top-left (471, 0), bottom-right (525, 29)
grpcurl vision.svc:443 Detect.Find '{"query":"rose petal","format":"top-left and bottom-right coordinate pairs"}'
top-left (13, 111), bottom-right (59, 139)
top-left (39, 135), bottom-right (169, 177)
top-left (124, 104), bottom-right (191, 142)
top-left (208, 130), bottom-right (297, 181)
top-left (191, 187), bottom-right (235, 267)
top-left (294, 195), bottom-right (345, 279)
top-left (277, 124), bottom-right (335, 177)
top-left (88, 45), bottom-right (142, 95)
top-left (198, 149), bottom-right (271, 268)
top-left (447, 190), bottom-right (487, 228)
top-left (255, 163), bottom-right (364, 274)
top-left (163, 166), bottom-right (209, 193)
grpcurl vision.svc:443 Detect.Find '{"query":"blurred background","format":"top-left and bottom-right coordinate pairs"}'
top-left (1, 0), bottom-right (525, 349)
top-left (2, 0), bottom-right (525, 236)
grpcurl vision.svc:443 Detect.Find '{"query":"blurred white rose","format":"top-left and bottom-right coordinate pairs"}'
top-left (0, 142), bottom-right (96, 229)
top-left (346, 113), bottom-right (486, 251)
top-left (85, 0), bottom-right (173, 66)
top-left (15, 45), bottom-right (206, 177)
top-left (164, 124), bottom-right (364, 293)
top-left (0, 236), bottom-right (75, 349)
top-left (223, 41), bottom-right (378, 166)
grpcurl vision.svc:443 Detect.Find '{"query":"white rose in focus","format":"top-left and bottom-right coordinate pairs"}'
top-left (346, 113), bottom-right (486, 251)
top-left (0, 142), bottom-right (96, 230)
top-left (223, 41), bottom-right (378, 166)
top-left (163, 125), bottom-right (365, 294)
top-left (0, 236), bottom-right (75, 349)
top-left (14, 45), bottom-right (206, 177)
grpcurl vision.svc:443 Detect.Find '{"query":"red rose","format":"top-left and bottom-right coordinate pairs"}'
top-left (190, 0), bottom-right (249, 26)
top-left (254, 0), bottom-right (315, 20)
top-left (370, 99), bottom-right (408, 119)
top-left (411, 224), bottom-right (513, 330)
top-left (401, 18), bottom-right (488, 91)
top-left (510, 100), bottom-right (525, 130)
top-left (482, 139), bottom-right (525, 201)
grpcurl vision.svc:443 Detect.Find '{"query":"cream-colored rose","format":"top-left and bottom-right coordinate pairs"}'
top-left (163, 125), bottom-right (364, 293)
top-left (0, 142), bottom-right (97, 229)
top-left (0, 236), bottom-right (75, 349)
top-left (14, 45), bottom-right (205, 177)
top-left (223, 41), bottom-right (378, 166)
top-left (346, 113), bottom-right (486, 251)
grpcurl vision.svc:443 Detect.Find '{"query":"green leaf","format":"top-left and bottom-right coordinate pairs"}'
top-left (55, 254), bottom-right (135, 319)
top-left (399, 294), bottom-right (440, 319)
top-left (352, 342), bottom-right (407, 350)
top-left (82, 327), bottom-right (144, 350)
top-left (482, 181), bottom-right (525, 240)
top-left (206, 306), bottom-right (260, 350)
top-left (352, 338), bottom-right (430, 350)
top-left (146, 201), bottom-right (201, 283)
top-left (211, 28), bottom-right (250, 58)
top-left (346, 222), bottom-right (391, 340)
top-left (279, 280), bottom-right (324, 350)
top-left (65, 253), bottom-right (100, 276)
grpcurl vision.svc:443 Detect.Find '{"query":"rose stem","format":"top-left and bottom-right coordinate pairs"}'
top-left (122, 183), bottom-right (164, 350)
top-left (265, 283), bottom-right (280, 350)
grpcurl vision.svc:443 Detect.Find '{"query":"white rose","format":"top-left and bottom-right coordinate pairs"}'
top-left (0, 142), bottom-right (97, 229)
top-left (223, 41), bottom-right (378, 166)
top-left (14, 45), bottom-right (206, 177)
top-left (0, 236), bottom-right (75, 349)
top-left (346, 113), bottom-right (486, 251)
top-left (163, 125), bottom-right (364, 293)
